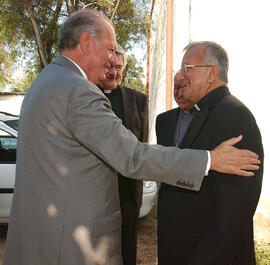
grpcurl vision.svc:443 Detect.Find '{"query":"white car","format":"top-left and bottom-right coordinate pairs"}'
top-left (139, 180), bottom-right (157, 218)
top-left (0, 112), bottom-right (18, 223)
top-left (0, 112), bottom-right (157, 223)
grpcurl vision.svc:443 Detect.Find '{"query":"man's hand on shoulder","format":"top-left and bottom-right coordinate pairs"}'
top-left (210, 135), bottom-right (260, 176)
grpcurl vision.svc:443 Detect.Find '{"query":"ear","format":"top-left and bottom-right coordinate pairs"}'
top-left (207, 65), bottom-right (219, 83)
top-left (79, 32), bottom-right (94, 55)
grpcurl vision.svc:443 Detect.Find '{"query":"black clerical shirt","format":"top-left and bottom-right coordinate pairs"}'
top-left (99, 86), bottom-right (124, 122)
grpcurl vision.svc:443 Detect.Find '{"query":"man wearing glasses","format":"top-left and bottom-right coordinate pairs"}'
top-left (156, 41), bottom-right (263, 265)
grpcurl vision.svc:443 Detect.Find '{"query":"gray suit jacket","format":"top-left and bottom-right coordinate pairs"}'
top-left (4, 56), bottom-right (207, 265)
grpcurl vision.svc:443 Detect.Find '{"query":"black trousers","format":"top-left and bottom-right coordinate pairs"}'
top-left (120, 199), bottom-right (140, 265)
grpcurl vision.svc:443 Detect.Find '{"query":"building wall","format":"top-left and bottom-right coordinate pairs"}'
top-left (149, 0), bottom-right (270, 244)
top-left (0, 93), bottom-right (25, 115)
top-left (148, 0), bottom-right (167, 144)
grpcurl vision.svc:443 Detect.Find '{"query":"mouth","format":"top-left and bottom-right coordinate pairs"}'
top-left (105, 73), bottom-right (117, 80)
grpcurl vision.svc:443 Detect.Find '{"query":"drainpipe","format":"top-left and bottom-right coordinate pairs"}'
top-left (146, 0), bottom-right (156, 103)
top-left (166, 0), bottom-right (173, 110)
top-left (146, 14), bottom-right (150, 103)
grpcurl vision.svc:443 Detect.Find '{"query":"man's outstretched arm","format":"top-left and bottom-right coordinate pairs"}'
top-left (210, 135), bottom-right (260, 176)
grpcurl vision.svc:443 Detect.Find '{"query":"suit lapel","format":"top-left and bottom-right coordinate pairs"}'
top-left (166, 108), bottom-right (179, 146)
top-left (181, 86), bottom-right (230, 148)
top-left (181, 108), bottom-right (209, 148)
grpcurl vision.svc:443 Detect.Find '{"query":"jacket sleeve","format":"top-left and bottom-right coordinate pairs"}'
top-left (67, 81), bottom-right (207, 190)
top-left (188, 106), bottom-right (264, 265)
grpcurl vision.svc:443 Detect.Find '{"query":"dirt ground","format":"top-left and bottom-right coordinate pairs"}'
top-left (137, 200), bottom-right (158, 265)
top-left (1, 202), bottom-right (269, 265)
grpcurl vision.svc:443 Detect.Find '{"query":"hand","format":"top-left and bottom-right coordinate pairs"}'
top-left (210, 135), bottom-right (260, 177)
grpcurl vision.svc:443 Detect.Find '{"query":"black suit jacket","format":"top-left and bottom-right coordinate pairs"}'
top-left (116, 85), bottom-right (148, 210)
top-left (156, 86), bottom-right (263, 265)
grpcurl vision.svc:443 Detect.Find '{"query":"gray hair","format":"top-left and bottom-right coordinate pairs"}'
top-left (184, 41), bottom-right (229, 83)
top-left (59, 9), bottom-right (112, 53)
top-left (115, 44), bottom-right (127, 68)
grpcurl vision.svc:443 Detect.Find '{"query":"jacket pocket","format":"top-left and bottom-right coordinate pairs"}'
top-left (93, 211), bottom-right (121, 237)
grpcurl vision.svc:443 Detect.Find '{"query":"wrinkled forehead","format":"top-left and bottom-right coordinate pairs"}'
top-left (102, 21), bottom-right (117, 46)
top-left (182, 46), bottom-right (206, 63)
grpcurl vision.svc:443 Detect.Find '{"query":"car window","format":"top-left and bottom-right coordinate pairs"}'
top-left (5, 120), bottom-right (19, 131)
top-left (0, 129), bottom-right (17, 163)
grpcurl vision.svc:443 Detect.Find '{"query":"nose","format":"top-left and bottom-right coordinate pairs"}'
top-left (106, 65), bottom-right (117, 79)
top-left (109, 67), bottom-right (117, 78)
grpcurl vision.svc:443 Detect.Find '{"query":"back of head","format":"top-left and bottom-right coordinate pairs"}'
top-left (59, 9), bottom-right (113, 53)
top-left (184, 41), bottom-right (229, 84)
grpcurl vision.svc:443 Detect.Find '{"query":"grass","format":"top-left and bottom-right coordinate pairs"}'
top-left (255, 242), bottom-right (270, 265)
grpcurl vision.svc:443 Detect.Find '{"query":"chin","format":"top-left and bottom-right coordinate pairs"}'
top-left (179, 105), bottom-right (189, 111)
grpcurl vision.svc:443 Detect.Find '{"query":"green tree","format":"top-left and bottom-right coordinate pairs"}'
top-left (122, 54), bottom-right (146, 94)
top-left (0, 0), bottom-right (150, 91)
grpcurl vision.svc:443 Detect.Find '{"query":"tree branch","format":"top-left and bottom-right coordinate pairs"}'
top-left (65, 0), bottom-right (71, 14)
top-left (150, 0), bottom-right (155, 20)
top-left (79, 1), bottom-right (104, 9)
top-left (25, 3), bottom-right (48, 67)
top-left (110, 0), bottom-right (120, 21)
top-left (52, 0), bottom-right (64, 26)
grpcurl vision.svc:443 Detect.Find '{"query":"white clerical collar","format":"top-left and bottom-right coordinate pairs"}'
top-left (183, 110), bottom-right (190, 114)
top-left (182, 104), bottom-right (200, 114)
top-left (104, 89), bottom-right (112, 94)
top-left (194, 104), bottom-right (200, 111)
top-left (63, 56), bottom-right (88, 80)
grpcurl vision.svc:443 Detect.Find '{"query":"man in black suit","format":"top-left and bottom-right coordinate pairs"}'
top-left (98, 44), bottom-right (148, 265)
top-left (156, 41), bottom-right (264, 265)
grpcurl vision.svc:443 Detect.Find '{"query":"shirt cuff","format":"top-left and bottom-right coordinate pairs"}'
top-left (205, 151), bottom-right (211, 176)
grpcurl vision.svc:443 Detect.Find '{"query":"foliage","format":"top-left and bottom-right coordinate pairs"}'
top-left (122, 54), bottom-right (146, 94)
top-left (0, 45), bottom-right (12, 91)
top-left (0, 0), bottom-right (151, 91)
top-left (255, 242), bottom-right (270, 265)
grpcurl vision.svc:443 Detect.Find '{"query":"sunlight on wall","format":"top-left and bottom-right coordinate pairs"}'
top-left (190, 0), bottom-right (270, 218)
top-left (149, 0), bottom-right (270, 243)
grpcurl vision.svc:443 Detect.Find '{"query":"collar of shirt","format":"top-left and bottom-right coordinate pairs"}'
top-left (104, 89), bottom-right (112, 94)
top-left (181, 104), bottom-right (200, 114)
top-left (97, 85), bottom-right (120, 95)
top-left (62, 55), bottom-right (88, 80)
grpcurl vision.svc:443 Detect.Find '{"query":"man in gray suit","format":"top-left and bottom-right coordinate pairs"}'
top-left (4, 9), bottom-right (260, 265)
top-left (98, 45), bottom-right (148, 265)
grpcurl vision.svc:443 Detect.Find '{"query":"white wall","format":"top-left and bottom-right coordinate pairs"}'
top-left (149, 0), bottom-right (270, 243)
top-left (187, 0), bottom-right (270, 243)
top-left (149, 0), bottom-right (167, 144)
top-left (0, 95), bottom-right (25, 115)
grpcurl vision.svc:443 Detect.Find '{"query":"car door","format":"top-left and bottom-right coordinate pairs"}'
top-left (0, 127), bottom-right (17, 223)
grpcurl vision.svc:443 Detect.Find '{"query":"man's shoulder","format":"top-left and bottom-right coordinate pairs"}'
top-left (213, 93), bottom-right (259, 132)
top-left (218, 93), bottom-right (251, 116)
top-left (157, 107), bottom-right (179, 120)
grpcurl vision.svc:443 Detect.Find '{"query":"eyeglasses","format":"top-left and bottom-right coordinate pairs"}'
top-left (180, 64), bottom-right (213, 73)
